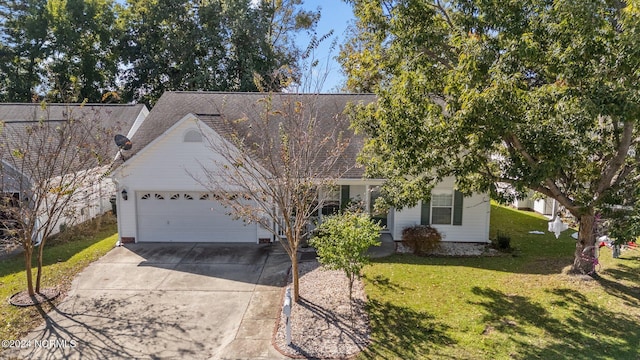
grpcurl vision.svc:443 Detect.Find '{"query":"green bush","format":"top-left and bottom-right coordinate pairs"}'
top-left (491, 231), bottom-right (512, 251)
top-left (401, 225), bottom-right (442, 255)
top-left (310, 212), bottom-right (382, 301)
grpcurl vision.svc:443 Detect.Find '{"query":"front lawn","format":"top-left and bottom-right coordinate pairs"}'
top-left (0, 216), bottom-right (118, 342)
top-left (361, 204), bottom-right (640, 360)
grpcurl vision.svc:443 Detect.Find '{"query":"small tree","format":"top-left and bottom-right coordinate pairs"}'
top-left (0, 102), bottom-right (119, 297)
top-left (193, 92), bottom-right (366, 302)
top-left (309, 212), bottom-right (381, 302)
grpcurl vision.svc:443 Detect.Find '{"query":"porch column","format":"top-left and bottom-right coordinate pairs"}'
top-left (365, 184), bottom-right (371, 214)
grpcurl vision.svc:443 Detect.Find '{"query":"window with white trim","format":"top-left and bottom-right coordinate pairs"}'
top-left (431, 192), bottom-right (453, 225)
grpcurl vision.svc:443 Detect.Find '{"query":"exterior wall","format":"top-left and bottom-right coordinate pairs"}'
top-left (514, 197), bottom-right (534, 210)
top-left (391, 177), bottom-right (491, 243)
top-left (392, 205), bottom-right (422, 240)
top-left (534, 197), bottom-right (555, 216)
top-left (41, 167), bottom-right (116, 240)
top-left (113, 117), bottom-right (491, 244)
top-left (114, 116), bottom-right (261, 243)
top-left (429, 192), bottom-right (490, 242)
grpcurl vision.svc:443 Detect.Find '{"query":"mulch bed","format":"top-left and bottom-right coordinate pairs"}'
top-left (9, 288), bottom-right (60, 307)
top-left (273, 261), bottom-right (370, 359)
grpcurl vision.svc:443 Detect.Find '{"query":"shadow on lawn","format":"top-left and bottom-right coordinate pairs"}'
top-left (363, 273), bottom-right (413, 294)
top-left (470, 287), bottom-right (640, 359)
top-left (3, 295), bottom-right (207, 360)
top-left (361, 299), bottom-right (455, 359)
top-left (599, 261), bottom-right (640, 307)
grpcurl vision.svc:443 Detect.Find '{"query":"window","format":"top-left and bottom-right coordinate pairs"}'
top-left (183, 129), bottom-right (203, 143)
top-left (431, 192), bottom-right (453, 225)
top-left (199, 193), bottom-right (209, 200)
top-left (154, 193), bottom-right (165, 200)
top-left (321, 186), bottom-right (340, 216)
top-left (140, 193), bottom-right (151, 200)
top-left (170, 193), bottom-right (180, 200)
top-left (183, 193), bottom-right (193, 200)
top-left (369, 186), bottom-right (388, 228)
top-left (421, 190), bottom-right (464, 226)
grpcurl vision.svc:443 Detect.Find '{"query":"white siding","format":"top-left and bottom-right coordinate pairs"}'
top-left (431, 192), bottom-right (490, 243)
top-left (391, 176), bottom-right (491, 243)
top-left (392, 205), bottom-right (422, 240)
top-left (514, 197), bottom-right (534, 210)
top-left (534, 197), bottom-right (555, 215)
top-left (113, 118), bottom-right (492, 244)
top-left (114, 116), bottom-right (260, 243)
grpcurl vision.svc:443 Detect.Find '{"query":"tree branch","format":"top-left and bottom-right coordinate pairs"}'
top-left (596, 120), bottom-right (635, 198)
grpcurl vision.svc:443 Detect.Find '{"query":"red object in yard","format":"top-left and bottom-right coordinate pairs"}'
top-left (599, 241), bottom-right (606, 248)
top-left (628, 242), bottom-right (637, 248)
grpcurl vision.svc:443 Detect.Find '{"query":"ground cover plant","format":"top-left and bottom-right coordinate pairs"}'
top-left (360, 204), bottom-right (640, 360)
top-left (0, 216), bottom-right (118, 343)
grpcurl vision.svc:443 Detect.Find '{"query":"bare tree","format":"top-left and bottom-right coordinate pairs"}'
top-left (192, 92), bottom-right (361, 302)
top-left (0, 103), bottom-right (120, 297)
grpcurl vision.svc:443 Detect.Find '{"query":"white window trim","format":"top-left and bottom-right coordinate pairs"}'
top-left (431, 190), bottom-right (453, 225)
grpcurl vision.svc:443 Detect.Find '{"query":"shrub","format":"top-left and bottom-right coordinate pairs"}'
top-left (309, 212), bottom-right (382, 303)
top-left (401, 225), bottom-right (443, 255)
top-left (491, 231), bottom-right (512, 251)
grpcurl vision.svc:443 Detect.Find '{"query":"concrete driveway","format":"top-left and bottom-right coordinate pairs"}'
top-left (5, 243), bottom-right (291, 360)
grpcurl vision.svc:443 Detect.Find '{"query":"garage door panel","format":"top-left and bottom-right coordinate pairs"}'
top-left (137, 192), bottom-right (257, 242)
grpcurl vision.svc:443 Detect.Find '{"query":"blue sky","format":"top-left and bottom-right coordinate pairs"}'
top-left (296, 0), bottom-right (355, 92)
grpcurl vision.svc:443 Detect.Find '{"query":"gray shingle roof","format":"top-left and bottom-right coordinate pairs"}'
top-left (0, 103), bottom-right (146, 177)
top-left (0, 103), bottom-right (145, 127)
top-left (126, 92), bottom-right (376, 179)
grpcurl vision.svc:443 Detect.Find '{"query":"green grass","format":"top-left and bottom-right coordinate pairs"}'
top-left (360, 203), bottom-right (640, 360)
top-left (0, 216), bottom-right (118, 341)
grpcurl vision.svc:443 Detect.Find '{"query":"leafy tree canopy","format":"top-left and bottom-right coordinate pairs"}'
top-left (340, 0), bottom-right (640, 272)
top-left (0, 0), bottom-right (319, 105)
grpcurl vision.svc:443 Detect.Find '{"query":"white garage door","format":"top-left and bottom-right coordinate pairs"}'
top-left (136, 192), bottom-right (257, 242)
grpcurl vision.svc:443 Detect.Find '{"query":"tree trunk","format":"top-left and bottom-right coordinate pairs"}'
top-left (572, 212), bottom-right (597, 275)
top-left (35, 239), bottom-right (45, 293)
top-left (291, 253), bottom-right (300, 302)
top-left (24, 249), bottom-right (35, 296)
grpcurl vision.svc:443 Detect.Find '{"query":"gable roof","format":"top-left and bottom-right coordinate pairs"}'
top-left (125, 92), bottom-right (376, 179)
top-left (0, 103), bottom-right (146, 179)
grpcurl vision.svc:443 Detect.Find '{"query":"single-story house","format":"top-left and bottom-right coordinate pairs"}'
top-left (0, 103), bottom-right (148, 242)
top-left (111, 92), bottom-right (491, 244)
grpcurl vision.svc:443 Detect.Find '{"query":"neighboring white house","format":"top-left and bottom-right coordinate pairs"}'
top-left (0, 103), bottom-right (148, 242)
top-left (513, 190), bottom-right (558, 217)
top-left (112, 92), bottom-right (491, 244)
